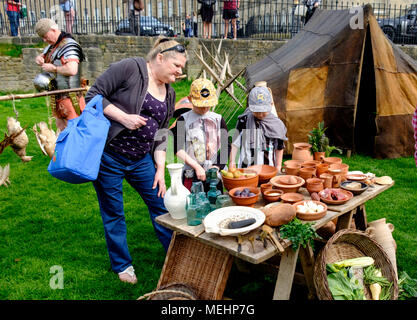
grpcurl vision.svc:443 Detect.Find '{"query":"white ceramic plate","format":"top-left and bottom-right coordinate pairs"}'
top-left (203, 206), bottom-right (265, 236)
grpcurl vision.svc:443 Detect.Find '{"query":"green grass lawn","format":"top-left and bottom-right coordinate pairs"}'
top-left (0, 81), bottom-right (416, 300)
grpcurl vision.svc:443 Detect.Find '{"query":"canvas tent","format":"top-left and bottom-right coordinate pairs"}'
top-left (245, 5), bottom-right (417, 159)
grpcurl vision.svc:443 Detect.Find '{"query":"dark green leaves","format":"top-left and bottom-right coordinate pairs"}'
top-left (279, 218), bottom-right (319, 251)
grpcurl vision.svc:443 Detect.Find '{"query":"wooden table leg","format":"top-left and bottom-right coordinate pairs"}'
top-left (299, 243), bottom-right (316, 300)
top-left (354, 204), bottom-right (368, 231)
top-left (273, 246), bottom-right (299, 300)
top-left (336, 208), bottom-right (357, 231)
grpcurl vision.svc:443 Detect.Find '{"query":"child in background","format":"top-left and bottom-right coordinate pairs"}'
top-left (171, 78), bottom-right (229, 191)
top-left (229, 86), bottom-right (287, 172)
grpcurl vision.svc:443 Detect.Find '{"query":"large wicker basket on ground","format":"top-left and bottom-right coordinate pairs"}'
top-left (314, 229), bottom-right (398, 300)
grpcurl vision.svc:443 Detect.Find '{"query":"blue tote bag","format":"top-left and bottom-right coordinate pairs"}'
top-left (48, 94), bottom-right (110, 184)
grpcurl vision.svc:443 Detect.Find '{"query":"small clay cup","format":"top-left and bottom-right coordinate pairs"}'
top-left (320, 173), bottom-right (333, 189)
top-left (299, 167), bottom-right (316, 185)
top-left (306, 178), bottom-right (324, 195)
top-left (316, 163), bottom-right (329, 177)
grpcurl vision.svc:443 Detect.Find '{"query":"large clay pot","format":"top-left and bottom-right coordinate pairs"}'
top-left (164, 163), bottom-right (190, 219)
top-left (366, 218), bottom-right (397, 278)
top-left (292, 143), bottom-right (313, 161)
top-left (306, 178), bottom-right (324, 195)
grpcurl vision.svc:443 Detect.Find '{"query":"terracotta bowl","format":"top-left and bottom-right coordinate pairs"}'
top-left (280, 192), bottom-right (304, 204)
top-left (262, 189), bottom-right (284, 203)
top-left (228, 186), bottom-right (260, 207)
top-left (318, 188), bottom-right (353, 205)
top-left (301, 160), bottom-right (321, 168)
top-left (293, 200), bottom-right (328, 221)
top-left (345, 173), bottom-right (368, 182)
top-left (323, 157), bottom-right (343, 165)
top-left (247, 164), bottom-right (278, 184)
top-left (340, 181), bottom-right (369, 195)
top-left (329, 163), bottom-right (349, 175)
top-left (275, 175), bottom-right (300, 185)
top-left (283, 163), bottom-right (301, 176)
top-left (283, 159), bottom-right (304, 168)
top-left (270, 175), bottom-right (305, 193)
top-left (222, 169), bottom-right (259, 191)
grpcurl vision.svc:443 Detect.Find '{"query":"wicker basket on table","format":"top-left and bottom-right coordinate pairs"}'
top-left (314, 229), bottom-right (398, 300)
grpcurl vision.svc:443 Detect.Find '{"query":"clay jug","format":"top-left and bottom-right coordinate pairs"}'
top-left (314, 151), bottom-right (326, 162)
top-left (164, 163), bottom-right (190, 220)
top-left (366, 218), bottom-right (397, 277)
top-left (331, 174), bottom-right (342, 188)
top-left (316, 163), bottom-right (329, 177)
top-left (306, 178), bottom-right (324, 194)
top-left (320, 173), bottom-right (333, 189)
top-left (292, 143), bottom-right (313, 161)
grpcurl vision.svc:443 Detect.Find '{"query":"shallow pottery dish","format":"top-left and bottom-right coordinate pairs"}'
top-left (228, 186), bottom-right (260, 207)
top-left (340, 181), bottom-right (369, 195)
top-left (203, 206), bottom-right (265, 236)
top-left (270, 175), bottom-right (305, 193)
top-left (318, 188), bottom-right (353, 205)
top-left (293, 200), bottom-right (328, 221)
top-left (280, 192), bottom-right (304, 204)
top-left (262, 189), bottom-right (284, 203)
top-left (247, 164), bottom-right (278, 184)
top-left (345, 173), bottom-right (368, 182)
top-left (222, 169), bottom-right (259, 191)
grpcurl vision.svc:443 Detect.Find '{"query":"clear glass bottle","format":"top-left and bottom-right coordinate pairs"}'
top-left (186, 194), bottom-right (201, 226)
top-left (207, 181), bottom-right (222, 212)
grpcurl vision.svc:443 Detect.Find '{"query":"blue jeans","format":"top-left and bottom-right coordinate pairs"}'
top-left (7, 11), bottom-right (19, 37)
top-left (93, 150), bottom-right (173, 273)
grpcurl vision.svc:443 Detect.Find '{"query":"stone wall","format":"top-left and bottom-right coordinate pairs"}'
top-left (0, 35), bottom-right (416, 92)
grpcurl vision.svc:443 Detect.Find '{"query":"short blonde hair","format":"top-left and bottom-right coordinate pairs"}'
top-left (146, 36), bottom-right (188, 61)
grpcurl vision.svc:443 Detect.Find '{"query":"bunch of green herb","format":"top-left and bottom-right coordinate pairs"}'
top-left (279, 218), bottom-right (320, 251)
top-left (398, 271), bottom-right (417, 300)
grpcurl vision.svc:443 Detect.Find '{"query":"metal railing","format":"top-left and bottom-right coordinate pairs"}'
top-left (0, 1), bottom-right (416, 44)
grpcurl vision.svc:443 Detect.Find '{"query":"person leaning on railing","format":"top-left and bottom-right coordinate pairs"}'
top-left (6, 0), bottom-right (21, 36)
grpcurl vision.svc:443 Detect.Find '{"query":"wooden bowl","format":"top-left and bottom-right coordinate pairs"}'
top-left (340, 181), bottom-right (369, 195)
top-left (262, 189), bottom-right (284, 203)
top-left (248, 164), bottom-right (278, 184)
top-left (280, 192), bottom-right (304, 204)
top-left (229, 187), bottom-right (260, 207)
top-left (222, 169), bottom-right (259, 191)
top-left (318, 188), bottom-right (353, 205)
top-left (270, 175), bottom-right (305, 193)
top-left (293, 200), bottom-right (328, 221)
